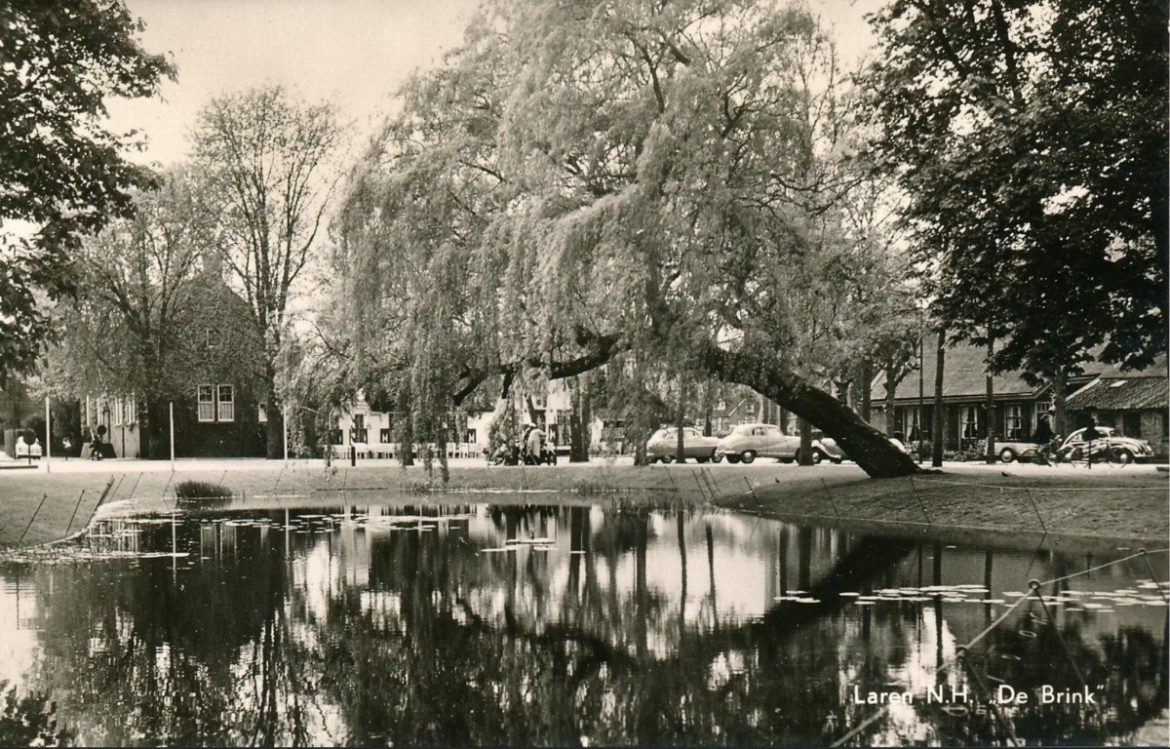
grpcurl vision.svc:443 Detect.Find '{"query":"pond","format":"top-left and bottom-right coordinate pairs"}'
top-left (0, 500), bottom-right (1166, 746)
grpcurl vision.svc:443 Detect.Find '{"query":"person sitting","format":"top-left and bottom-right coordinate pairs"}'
top-left (30, 438), bottom-right (42, 459)
top-left (15, 435), bottom-right (29, 459)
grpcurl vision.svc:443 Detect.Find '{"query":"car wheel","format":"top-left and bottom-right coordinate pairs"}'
top-left (696, 456), bottom-right (709, 464)
top-left (726, 455), bottom-right (740, 464)
top-left (809, 449), bottom-right (824, 465)
top-left (659, 455), bottom-right (672, 464)
top-left (741, 450), bottom-right (756, 465)
top-left (998, 447), bottom-right (1016, 464)
top-left (712, 453), bottom-right (724, 464)
top-left (1112, 447), bottom-right (1134, 465)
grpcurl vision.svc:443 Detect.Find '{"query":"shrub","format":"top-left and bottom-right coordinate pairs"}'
top-left (174, 480), bottom-right (233, 502)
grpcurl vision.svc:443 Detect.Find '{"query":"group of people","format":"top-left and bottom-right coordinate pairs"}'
top-left (487, 424), bottom-right (558, 466)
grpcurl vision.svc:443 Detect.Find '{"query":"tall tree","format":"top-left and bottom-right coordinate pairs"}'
top-left (333, 0), bottom-right (919, 478)
top-left (193, 86), bottom-right (341, 458)
top-left (0, 0), bottom-right (174, 383)
top-left (865, 0), bottom-right (1168, 435)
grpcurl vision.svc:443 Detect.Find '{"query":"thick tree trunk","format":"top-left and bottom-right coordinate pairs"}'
top-left (141, 399), bottom-right (169, 460)
top-left (884, 360), bottom-right (897, 436)
top-left (984, 338), bottom-right (996, 464)
top-left (797, 417), bottom-right (813, 466)
top-left (675, 376), bottom-right (686, 462)
top-left (569, 375), bottom-right (590, 462)
top-left (1052, 368), bottom-right (1068, 438)
top-left (264, 385), bottom-right (283, 460)
top-left (932, 328), bottom-right (947, 468)
top-left (696, 342), bottom-right (919, 478)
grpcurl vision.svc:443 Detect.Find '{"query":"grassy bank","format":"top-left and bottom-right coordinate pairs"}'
top-left (1, 459), bottom-right (1165, 549)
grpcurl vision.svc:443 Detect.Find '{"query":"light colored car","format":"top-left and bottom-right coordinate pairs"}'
top-left (1057, 426), bottom-right (1153, 464)
top-left (646, 427), bottom-right (721, 464)
top-left (715, 422), bottom-right (835, 464)
top-left (814, 435), bottom-right (908, 464)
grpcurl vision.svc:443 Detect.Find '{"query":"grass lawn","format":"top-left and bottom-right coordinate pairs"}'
top-left (1, 458), bottom-right (1165, 549)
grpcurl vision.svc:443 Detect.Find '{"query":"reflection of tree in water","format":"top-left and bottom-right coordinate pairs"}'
top-left (13, 512), bottom-right (1169, 746)
top-left (0, 679), bottom-right (74, 746)
top-left (910, 615), bottom-right (1168, 746)
top-left (23, 526), bottom-right (321, 745)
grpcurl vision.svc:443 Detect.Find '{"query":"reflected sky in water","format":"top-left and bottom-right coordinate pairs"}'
top-left (0, 502), bottom-right (1166, 746)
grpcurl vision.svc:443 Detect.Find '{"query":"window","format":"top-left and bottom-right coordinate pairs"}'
top-left (123, 396), bottom-right (135, 425)
top-left (113, 397), bottom-right (122, 426)
top-left (962, 406), bottom-right (980, 439)
top-left (380, 428), bottom-right (392, 443)
top-left (464, 428), bottom-right (477, 444)
top-left (198, 386), bottom-right (215, 422)
top-left (350, 413), bottom-right (367, 443)
top-left (1004, 405), bottom-right (1023, 439)
top-left (1123, 412), bottom-right (1141, 438)
top-left (902, 407), bottom-right (920, 437)
top-left (717, 400), bottom-right (727, 411)
top-left (217, 385), bottom-right (234, 422)
top-left (258, 402), bottom-right (268, 423)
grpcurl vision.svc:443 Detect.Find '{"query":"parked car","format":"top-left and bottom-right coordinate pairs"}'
top-left (646, 427), bottom-right (721, 463)
top-left (1055, 426), bottom-right (1154, 464)
top-left (715, 422), bottom-right (835, 464)
top-left (814, 434), bottom-right (909, 464)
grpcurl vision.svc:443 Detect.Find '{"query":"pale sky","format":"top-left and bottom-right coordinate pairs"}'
top-left (107, 0), bottom-right (883, 168)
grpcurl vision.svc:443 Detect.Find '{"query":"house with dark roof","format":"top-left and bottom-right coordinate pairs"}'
top-left (870, 342), bottom-right (1107, 451)
top-left (1065, 356), bottom-right (1168, 457)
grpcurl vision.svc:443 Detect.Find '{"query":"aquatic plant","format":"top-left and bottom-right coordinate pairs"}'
top-left (174, 480), bottom-right (233, 503)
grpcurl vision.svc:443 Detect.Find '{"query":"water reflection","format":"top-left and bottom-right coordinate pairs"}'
top-left (0, 503), bottom-right (1166, 746)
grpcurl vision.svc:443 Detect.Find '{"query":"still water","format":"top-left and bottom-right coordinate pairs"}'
top-left (0, 501), bottom-right (1166, 746)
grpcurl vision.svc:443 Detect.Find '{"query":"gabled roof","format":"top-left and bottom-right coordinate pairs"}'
top-left (1066, 376), bottom-right (1168, 411)
top-left (873, 341), bottom-right (1109, 403)
top-left (1066, 355), bottom-right (1168, 411)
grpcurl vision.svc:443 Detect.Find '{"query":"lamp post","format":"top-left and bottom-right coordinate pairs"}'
top-left (917, 303), bottom-right (926, 464)
top-left (44, 396), bottom-right (51, 472)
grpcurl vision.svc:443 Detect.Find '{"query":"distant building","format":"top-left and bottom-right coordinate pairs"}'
top-left (871, 342), bottom-right (1108, 451)
top-left (1065, 356), bottom-right (1168, 457)
top-left (76, 278), bottom-right (267, 459)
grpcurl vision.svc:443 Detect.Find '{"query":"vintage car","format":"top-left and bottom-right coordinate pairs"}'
top-left (715, 422), bottom-right (836, 464)
top-left (1055, 426), bottom-right (1154, 464)
top-left (814, 434), bottom-right (909, 464)
top-left (646, 426), bottom-right (721, 463)
top-left (996, 426), bottom-right (1154, 464)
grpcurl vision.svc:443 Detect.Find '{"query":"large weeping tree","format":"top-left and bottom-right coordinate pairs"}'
top-left (332, 0), bottom-right (919, 478)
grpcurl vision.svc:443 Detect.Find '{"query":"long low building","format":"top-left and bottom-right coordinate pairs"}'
top-left (871, 342), bottom-right (1167, 458)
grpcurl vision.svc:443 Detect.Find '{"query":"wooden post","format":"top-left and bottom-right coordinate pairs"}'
top-left (169, 401), bottom-right (175, 468)
top-left (44, 396), bottom-right (51, 472)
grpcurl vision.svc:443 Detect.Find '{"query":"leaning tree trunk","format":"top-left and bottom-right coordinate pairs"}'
top-left (675, 376), bottom-right (687, 462)
top-left (696, 342), bottom-right (919, 478)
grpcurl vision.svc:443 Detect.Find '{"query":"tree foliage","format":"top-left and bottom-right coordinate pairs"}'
top-left (0, 0), bottom-right (173, 382)
top-left (331, 0), bottom-right (919, 477)
top-left (864, 0), bottom-right (1168, 380)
